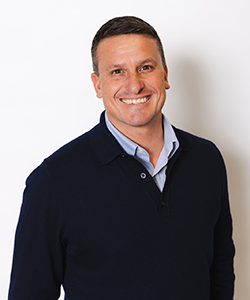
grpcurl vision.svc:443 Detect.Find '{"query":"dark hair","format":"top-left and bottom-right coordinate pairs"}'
top-left (91, 16), bottom-right (166, 76)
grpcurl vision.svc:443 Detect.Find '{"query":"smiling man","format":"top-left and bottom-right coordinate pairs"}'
top-left (91, 34), bottom-right (170, 168)
top-left (9, 16), bottom-right (235, 300)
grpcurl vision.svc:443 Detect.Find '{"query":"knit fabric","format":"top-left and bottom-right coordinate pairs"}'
top-left (8, 112), bottom-right (235, 300)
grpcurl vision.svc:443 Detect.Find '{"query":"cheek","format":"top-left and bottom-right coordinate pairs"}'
top-left (103, 81), bottom-right (124, 98)
top-left (146, 79), bottom-right (166, 95)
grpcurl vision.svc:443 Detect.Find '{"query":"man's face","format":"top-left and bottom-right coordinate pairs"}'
top-left (91, 34), bottom-right (170, 133)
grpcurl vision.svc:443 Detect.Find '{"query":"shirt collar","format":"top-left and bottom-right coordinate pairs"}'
top-left (105, 112), bottom-right (179, 165)
top-left (105, 112), bottom-right (138, 157)
top-left (88, 111), bottom-right (189, 167)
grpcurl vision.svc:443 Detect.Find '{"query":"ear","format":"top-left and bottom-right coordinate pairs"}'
top-left (91, 73), bottom-right (103, 98)
top-left (164, 65), bottom-right (170, 90)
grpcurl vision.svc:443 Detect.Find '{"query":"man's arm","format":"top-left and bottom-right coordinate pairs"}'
top-left (210, 176), bottom-right (235, 299)
top-left (8, 162), bottom-right (65, 300)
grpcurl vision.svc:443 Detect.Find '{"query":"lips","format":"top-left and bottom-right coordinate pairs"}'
top-left (120, 96), bottom-right (151, 104)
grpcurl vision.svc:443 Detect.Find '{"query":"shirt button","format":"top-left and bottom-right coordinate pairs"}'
top-left (140, 172), bottom-right (147, 179)
top-left (161, 200), bottom-right (166, 206)
top-left (138, 148), bottom-right (144, 153)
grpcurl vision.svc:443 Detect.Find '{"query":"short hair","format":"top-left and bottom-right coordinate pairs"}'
top-left (91, 16), bottom-right (166, 76)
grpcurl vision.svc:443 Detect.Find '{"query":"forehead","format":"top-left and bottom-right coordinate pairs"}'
top-left (96, 34), bottom-right (161, 67)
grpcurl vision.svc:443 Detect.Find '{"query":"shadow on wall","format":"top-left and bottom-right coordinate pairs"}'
top-left (224, 153), bottom-right (249, 298)
top-left (163, 58), bottom-right (249, 298)
top-left (164, 59), bottom-right (211, 138)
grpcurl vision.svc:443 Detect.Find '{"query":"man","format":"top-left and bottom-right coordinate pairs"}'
top-left (8, 16), bottom-right (235, 299)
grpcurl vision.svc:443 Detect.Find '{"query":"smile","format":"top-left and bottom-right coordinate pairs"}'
top-left (120, 96), bottom-right (150, 105)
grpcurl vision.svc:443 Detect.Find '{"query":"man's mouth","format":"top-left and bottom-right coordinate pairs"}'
top-left (120, 96), bottom-right (151, 105)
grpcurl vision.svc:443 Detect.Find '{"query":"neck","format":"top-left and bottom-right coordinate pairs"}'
top-left (110, 114), bottom-right (165, 168)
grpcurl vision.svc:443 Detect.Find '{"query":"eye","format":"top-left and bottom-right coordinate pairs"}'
top-left (111, 69), bottom-right (123, 75)
top-left (140, 65), bottom-right (154, 72)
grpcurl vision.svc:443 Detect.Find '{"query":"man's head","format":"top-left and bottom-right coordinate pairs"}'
top-left (91, 16), bottom-right (166, 76)
top-left (91, 17), bottom-right (170, 134)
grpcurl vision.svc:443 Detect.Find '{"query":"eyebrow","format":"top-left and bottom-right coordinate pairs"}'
top-left (106, 58), bottom-right (157, 72)
top-left (106, 64), bottom-right (125, 71)
top-left (139, 58), bottom-right (156, 65)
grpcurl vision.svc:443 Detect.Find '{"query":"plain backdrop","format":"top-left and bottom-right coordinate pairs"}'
top-left (1, 0), bottom-right (249, 299)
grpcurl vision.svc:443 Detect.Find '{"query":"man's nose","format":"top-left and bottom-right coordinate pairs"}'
top-left (124, 72), bottom-right (145, 94)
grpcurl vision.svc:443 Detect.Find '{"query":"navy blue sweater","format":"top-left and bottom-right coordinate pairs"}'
top-left (9, 112), bottom-right (235, 299)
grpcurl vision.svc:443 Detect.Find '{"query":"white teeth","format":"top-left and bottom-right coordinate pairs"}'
top-left (122, 97), bottom-right (149, 104)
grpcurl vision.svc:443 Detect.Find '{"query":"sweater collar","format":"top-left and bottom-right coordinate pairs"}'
top-left (88, 111), bottom-right (190, 166)
top-left (88, 111), bottom-right (127, 166)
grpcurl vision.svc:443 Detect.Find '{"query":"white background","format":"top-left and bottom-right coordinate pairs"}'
top-left (1, 0), bottom-right (249, 299)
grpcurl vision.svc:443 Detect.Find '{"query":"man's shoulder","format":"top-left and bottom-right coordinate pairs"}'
top-left (173, 126), bottom-right (225, 163)
top-left (174, 126), bottom-right (218, 149)
top-left (48, 128), bottom-right (95, 162)
top-left (28, 123), bottom-right (101, 182)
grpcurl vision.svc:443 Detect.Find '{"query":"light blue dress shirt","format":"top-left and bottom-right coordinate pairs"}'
top-left (105, 113), bottom-right (179, 192)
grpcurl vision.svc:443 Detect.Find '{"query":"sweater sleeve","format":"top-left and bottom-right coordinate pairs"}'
top-left (8, 162), bottom-right (65, 300)
top-left (210, 168), bottom-right (235, 300)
